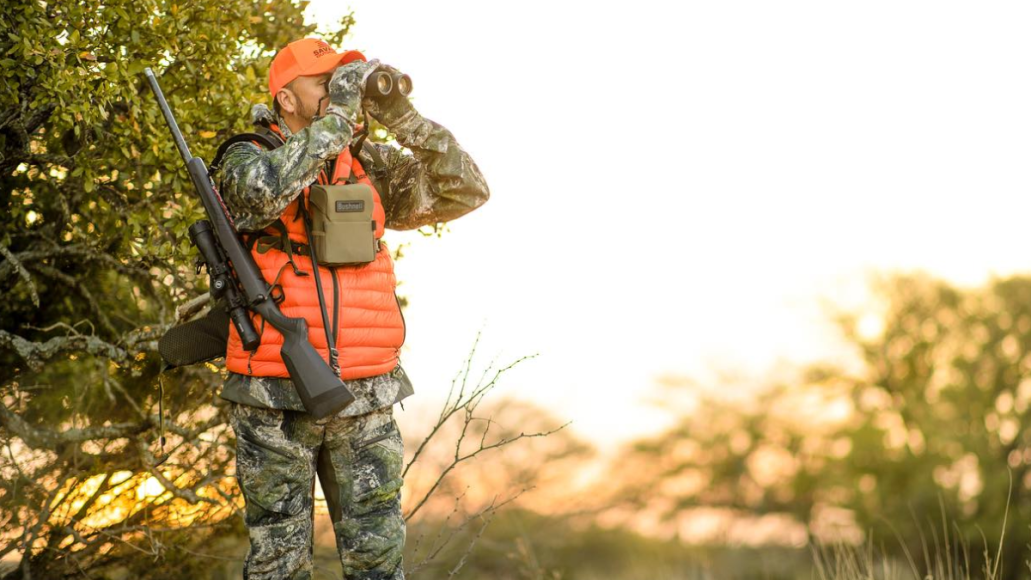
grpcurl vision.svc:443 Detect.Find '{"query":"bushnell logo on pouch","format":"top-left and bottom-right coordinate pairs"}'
top-left (336, 200), bottom-right (365, 212)
top-left (310, 184), bottom-right (376, 265)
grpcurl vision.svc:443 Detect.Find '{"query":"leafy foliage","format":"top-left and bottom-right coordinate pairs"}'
top-left (0, 0), bottom-right (354, 576)
top-left (615, 274), bottom-right (1031, 579)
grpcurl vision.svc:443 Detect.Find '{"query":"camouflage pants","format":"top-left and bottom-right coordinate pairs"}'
top-left (229, 403), bottom-right (406, 580)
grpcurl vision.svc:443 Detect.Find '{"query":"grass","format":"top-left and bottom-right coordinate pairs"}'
top-left (59, 476), bottom-right (1027, 579)
top-left (811, 471), bottom-right (1024, 580)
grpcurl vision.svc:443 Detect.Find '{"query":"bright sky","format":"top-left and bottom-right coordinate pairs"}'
top-left (305, 0), bottom-right (1031, 447)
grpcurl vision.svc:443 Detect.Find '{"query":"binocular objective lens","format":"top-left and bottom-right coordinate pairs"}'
top-left (374, 74), bottom-right (392, 96)
top-left (395, 75), bottom-right (413, 96)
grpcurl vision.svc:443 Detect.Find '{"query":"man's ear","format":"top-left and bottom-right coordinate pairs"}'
top-left (275, 89), bottom-right (297, 115)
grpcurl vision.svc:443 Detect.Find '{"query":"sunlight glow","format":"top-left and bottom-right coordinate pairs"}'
top-left (137, 476), bottom-right (166, 500)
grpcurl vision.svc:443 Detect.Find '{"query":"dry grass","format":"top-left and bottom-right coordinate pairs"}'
top-left (810, 471), bottom-right (1024, 580)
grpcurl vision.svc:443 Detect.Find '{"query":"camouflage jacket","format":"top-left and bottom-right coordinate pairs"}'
top-left (216, 104), bottom-right (490, 232)
top-left (214, 103), bottom-right (489, 415)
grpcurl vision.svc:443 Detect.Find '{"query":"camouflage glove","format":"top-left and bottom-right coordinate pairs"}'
top-left (325, 59), bottom-right (381, 125)
top-left (362, 62), bottom-right (418, 128)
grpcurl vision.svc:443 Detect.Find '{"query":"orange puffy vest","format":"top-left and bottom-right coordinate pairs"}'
top-left (225, 129), bottom-right (405, 380)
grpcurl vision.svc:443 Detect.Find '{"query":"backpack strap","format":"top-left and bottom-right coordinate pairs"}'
top-left (254, 218), bottom-right (310, 278)
top-left (359, 139), bottom-right (391, 201)
top-left (210, 127), bottom-right (295, 251)
top-left (208, 128), bottom-right (285, 173)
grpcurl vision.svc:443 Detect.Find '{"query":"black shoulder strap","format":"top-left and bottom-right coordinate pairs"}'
top-left (359, 139), bottom-right (391, 200)
top-left (361, 139), bottom-right (386, 169)
top-left (209, 128), bottom-right (285, 173)
top-left (210, 127), bottom-right (291, 244)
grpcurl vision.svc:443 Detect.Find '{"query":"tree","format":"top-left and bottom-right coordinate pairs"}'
top-left (612, 274), bottom-right (1031, 579)
top-left (0, 1), bottom-right (352, 576)
top-left (830, 274), bottom-right (1031, 578)
top-left (0, 6), bottom-right (567, 578)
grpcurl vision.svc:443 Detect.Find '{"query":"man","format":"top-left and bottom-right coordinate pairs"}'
top-left (213, 37), bottom-right (489, 579)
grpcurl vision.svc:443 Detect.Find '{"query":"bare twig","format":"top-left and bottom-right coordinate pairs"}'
top-left (29, 263), bottom-right (119, 338)
top-left (407, 488), bottom-right (530, 577)
top-left (398, 336), bottom-right (565, 576)
top-left (403, 350), bottom-right (538, 480)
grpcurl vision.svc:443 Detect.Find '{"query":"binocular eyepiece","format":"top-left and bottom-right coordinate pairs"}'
top-left (365, 71), bottom-right (413, 99)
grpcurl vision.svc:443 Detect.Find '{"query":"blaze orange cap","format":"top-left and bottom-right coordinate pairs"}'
top-left (268, 38), bottom-right (366, 96)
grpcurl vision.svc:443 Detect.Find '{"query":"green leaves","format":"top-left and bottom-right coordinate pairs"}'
top-left (0, 0), bottom-right (330, 574)
top-left (620, 273), bottom-right (1031, 576)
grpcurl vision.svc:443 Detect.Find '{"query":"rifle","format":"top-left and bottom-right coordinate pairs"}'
top-left (144, 67), bottom-right (355, 419)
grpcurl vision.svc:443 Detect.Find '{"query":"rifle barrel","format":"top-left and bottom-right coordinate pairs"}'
top-left (142, 68), bottom-right (355, 418)
top-left (144, 67), bottom-right (193, 163)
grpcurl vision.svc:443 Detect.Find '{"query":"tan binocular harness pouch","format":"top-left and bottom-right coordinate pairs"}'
top-left (307, 184), bottom-right (378, 266)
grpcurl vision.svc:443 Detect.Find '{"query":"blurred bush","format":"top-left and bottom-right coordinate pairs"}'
top-left (611, 273), bottom-right (1031, 579)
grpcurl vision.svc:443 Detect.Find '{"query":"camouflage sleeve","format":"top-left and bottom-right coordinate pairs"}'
top-left (369, 112), bottom-right (490, 231)
top-left (216, 114), bottom-right (354, 232)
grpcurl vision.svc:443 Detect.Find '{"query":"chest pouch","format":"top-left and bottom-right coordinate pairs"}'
top-left (308, 184), bottom-right (377, 266)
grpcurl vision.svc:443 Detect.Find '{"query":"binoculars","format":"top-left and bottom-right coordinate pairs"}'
top-left (365, 70), bottom-right (413, 99)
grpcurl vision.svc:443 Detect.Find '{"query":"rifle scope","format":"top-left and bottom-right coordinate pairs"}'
top-left (189, 220), bottom-right (261, 351)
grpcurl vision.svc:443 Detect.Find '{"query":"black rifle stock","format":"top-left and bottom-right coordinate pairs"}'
top-left (144, 67), bottom-right (355, 419)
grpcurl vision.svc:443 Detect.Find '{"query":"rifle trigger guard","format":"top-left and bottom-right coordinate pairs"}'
top-left (269, 284), bottom-right (285, 305)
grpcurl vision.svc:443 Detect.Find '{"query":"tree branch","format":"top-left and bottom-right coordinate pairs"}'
top-left (0, 243), bottom-right (39, 307)
top-left (0, 402), bottom-right (151, 450)
top-left (0, 329), bottom-right (131, 372)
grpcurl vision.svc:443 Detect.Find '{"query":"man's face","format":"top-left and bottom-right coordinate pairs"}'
top-left (278, 69), bottom-right (335, 126)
